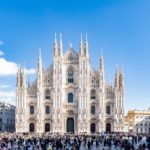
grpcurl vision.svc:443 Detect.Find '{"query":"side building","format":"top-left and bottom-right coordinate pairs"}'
top-left (0, 102), bottom-right (15, 132)
top-left (125, 108), bottom-right (150, 133)
top-left (16, 34), bottom-right (125, 134)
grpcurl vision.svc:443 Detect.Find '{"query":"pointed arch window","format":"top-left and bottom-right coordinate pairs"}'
top-left (68, 67), bottom-right (74, 83)
top-left (106, 105), bottom-right (111, 114)
top-left (45, 89), bottom-right (50, 100)
top-left (68, 93), bottom-right (73, 103)
top-left (45, 106), bottom-right (50, 114)
top-left (91, 106), bottom-right (96, 115)
top-left (30, 106), bottom-right (34, 115)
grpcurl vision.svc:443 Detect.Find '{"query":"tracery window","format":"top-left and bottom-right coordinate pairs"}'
top-left (45, 106), bottom-right (50, 114)
top-left (68, 93), bottom-right (73, 103)
top-left (106, 105), bottom-right (111, 114)
top-left (91, 106), bottom-right (95, 115)
top-left (68, 67), bottom-right (74, 83)
top-left (45, 89), bottom-right (50, 99)
top-left (30, 106), bottom-right (34, 115)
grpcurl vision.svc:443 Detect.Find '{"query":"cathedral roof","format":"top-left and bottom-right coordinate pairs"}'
top-left (64, 43), bottom-right (79, 60)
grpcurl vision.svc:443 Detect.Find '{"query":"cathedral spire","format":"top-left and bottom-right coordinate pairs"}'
top-left (17, 65), bottom-right (21, 87)
top-left (38, 48), bottom-right (42, 70)
top-left (59, 33), bottom-right (63, 57)
top-left (119, 65), bottom-right (124, 89)
top-left (84, 33), bottom-right (89, 58)
top-left (37, 48), bottom-right (43, 84)
top-left (79, 33), bottom-right (83, 56)
top-left (100, 49), bottom-right (104, 71)
top-left (99, 49), bottom-right (105, 82)
top-left (22, 66), bottom-right (26, 88)
top-left (114, 65), bottom-right (119, 88)
top-left (54, 33), bottom-right (58, 56)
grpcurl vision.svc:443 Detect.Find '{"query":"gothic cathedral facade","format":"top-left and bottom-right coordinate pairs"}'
top-left (16, 34), bottom-right (124, 134)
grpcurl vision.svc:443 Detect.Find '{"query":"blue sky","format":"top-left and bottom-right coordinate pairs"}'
top-left (0, 0), bottom-right (150, 113)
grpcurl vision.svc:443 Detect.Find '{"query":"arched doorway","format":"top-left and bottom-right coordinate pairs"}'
top-left (66, 118), bottom-right (74, 133)
top-left (106, 123), bottom-right (111, 132)
top-left (45, 123), bottom-right (50, 132)
top-left (29, 123), bottom-right (35, 132)
top-left (90, 123), bottom-right (96, 133)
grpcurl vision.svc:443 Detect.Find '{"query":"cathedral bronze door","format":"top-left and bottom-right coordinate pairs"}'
top-left (66, 118), bottom-right (74, 133)
top-left (45, 123), bottom-right (50, 132)
top-left (106, 123), bottom-right (111, 132)
top-left (29, 123), bottom-right (35, 132)
top-left (90, 123), bottom-right (96, 133)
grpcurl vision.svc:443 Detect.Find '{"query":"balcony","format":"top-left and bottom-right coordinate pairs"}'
top-left (28, 113), bottom-right (36, 118)
top-left (90, 114), bottom-right (97, 118)
top-left (44, 113), bottom-right (52, 118)
top-left (105, 113), bottom-right (113, 118)
top-left (63, 102), bottom-right (78, 109)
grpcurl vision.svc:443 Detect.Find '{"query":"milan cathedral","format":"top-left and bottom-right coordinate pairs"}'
top-left (16, 34), bottom-right (124, 133)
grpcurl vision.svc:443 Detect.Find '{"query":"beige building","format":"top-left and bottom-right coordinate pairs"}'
top-left (16, 34), bottom-right (124, 134)
top-left (125, 109), bottom-right (150, 133)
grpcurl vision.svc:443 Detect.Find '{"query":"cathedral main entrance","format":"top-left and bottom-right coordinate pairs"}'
top-left (106, 123), bottom-right (111, 132)
top-left (45, 123), bottom-right (50, 132)
top-left (90, 123), bottom-right (96, 133)
top-left (29, 123), bottom-right (35, 132)
top-left (66, 118), bottom-right (74, 133)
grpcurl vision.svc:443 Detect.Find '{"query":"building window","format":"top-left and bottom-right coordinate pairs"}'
top-left (0, 118), bottom-right (2, 123)
top-left (45, 106), bottom-right (50, 114)
top-left (68, 93), bottom-right (73, 103)
top-left (30, 106), bottom-right (34, 115)
top-left (90, 90), bottom-right (96, 99)
top-left (45, 89), bottom-right (50, 99)
top-left (91, 106), bottom-right (95, 115)
top-left (68, 68), bottom-right (74, 83)
top-left (106, 106), bottom-right (111, 114)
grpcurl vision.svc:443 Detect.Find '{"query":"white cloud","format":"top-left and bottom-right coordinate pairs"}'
top-left (0, 90), bottom-right (15, 106)
top-left (0, 57), bottom-right (36, 76)
top-left (0, 40), bottom-right (4, 45)
top-left (0, 50), bottom-right (4, 56)
top-left (0, 58), bottom-right (17, 76)
top-left (0, 84), bottom-right (10, 89)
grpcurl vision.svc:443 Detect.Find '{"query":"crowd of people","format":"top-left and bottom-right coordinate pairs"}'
top-left (0, 132), bottom-right (150, 150)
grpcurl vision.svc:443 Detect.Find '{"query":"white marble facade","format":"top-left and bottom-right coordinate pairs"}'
top-left (16, 34), bottom-right (124, 134)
